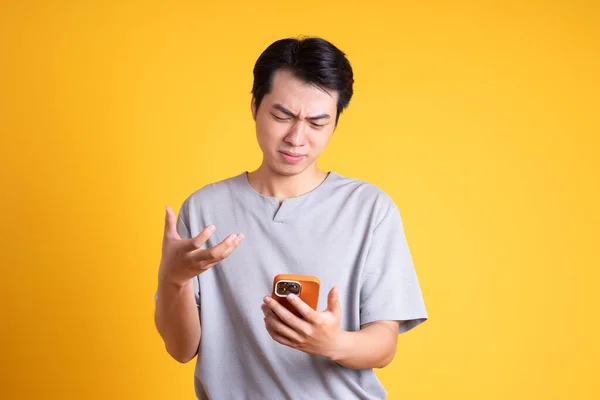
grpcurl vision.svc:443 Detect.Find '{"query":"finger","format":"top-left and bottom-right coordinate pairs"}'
top-left (286, 293), bottom-right (320, 322)
top-left (264, 319), bottom-right (297, 348)
top-left (261, 305), bottom-right (288, 327)
top-left (163, 206), bottom-right (180, 240)
top-left (260, 303), bottom-right (276, 318)
top-left (216, 233), bottom-right (244, 259)
top-left (326, 286), bottom-right (341, 315)
top-left (190, 233), bottom-right (244, 265)
top-left (262, 304), bottom-right (290, 327)
top-left (263, 296), bottom-right (311, 333)
top-left (185, 224), bottom-right (216, 251)
top-left (263, 308), bottom-right (303, 343)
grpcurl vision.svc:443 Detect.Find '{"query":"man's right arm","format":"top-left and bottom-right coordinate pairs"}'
top-left (154, 279), bottom-right (201, 363)
top-left (154, 206), bottom-right (243, 364)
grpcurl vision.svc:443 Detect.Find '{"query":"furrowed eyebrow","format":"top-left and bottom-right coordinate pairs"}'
top-left (272, 104), bottom-right (331, 121)
top-left (272, 104), bottom-right (296, 118)
top-left (307, 114), bottom-right (330, 121)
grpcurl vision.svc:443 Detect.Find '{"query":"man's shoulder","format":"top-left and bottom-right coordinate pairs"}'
top-left (179, 172), bottom-right (244, 209)
top-left (330, 172), bottom-right (396, 210)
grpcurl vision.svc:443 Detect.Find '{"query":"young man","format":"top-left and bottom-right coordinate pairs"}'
top-left (154, 37), bottom-right (427, 400)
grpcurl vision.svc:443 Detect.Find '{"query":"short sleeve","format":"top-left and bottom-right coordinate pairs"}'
top-left (177, 207), bottom-right (202, 309)
top-left (176, 209), bottom-right (192, 240)
top-left (360, 204), bottom-right (428, 333)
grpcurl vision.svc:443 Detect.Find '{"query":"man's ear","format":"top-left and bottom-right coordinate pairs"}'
top-left (250, 97), bottom-right (257, 121)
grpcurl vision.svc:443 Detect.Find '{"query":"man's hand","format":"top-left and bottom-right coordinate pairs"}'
top-left (158, 206), bottom-right (244, 288)
top-left (155, 206), bottom-right (243, 363)
top-left (261, 287), bottom-right (343, 360)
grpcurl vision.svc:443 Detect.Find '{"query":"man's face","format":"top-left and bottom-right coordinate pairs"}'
top-left (252, 69), bottom-right (338, 177)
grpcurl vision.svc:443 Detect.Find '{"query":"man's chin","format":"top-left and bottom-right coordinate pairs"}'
top-left (268, 159), bottom-right (312, 177)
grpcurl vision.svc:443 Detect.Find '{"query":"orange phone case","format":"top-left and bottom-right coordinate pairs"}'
top-left (271, 274), bottom-right (320, 318)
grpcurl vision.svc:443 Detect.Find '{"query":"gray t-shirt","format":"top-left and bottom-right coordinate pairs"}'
top-left (174, 171), bottom-right (427, 400)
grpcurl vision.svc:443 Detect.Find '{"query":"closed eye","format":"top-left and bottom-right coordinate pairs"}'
top-left (271, 113), bottom-right (289, 122)
top-left (271, 112), bottom-right (325, 128)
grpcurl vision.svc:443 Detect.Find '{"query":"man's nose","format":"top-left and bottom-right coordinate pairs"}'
top-left (285, 121), bottom-right (308, 146)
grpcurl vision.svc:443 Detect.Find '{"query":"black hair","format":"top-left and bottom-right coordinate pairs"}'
top-left (251, 36), bottom-right (354, 123)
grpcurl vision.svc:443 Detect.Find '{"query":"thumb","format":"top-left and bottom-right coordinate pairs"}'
top-left (163, 206), bottom-right (180, 240)
top-left (326, 286), bottom-right (341, 314)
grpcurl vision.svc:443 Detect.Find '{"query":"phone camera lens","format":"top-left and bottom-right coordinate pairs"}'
top-left (287, 283), bottom-right (300, 295)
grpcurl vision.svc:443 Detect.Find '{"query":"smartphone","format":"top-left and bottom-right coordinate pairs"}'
top-left (271, 274), bottom-right (320, 318)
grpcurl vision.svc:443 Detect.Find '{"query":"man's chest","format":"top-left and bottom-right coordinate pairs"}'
top-left (198, 213), bottom-right (373, 311)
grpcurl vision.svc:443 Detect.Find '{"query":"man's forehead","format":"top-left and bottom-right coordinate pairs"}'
top-left (267, 73), bottom-right (337, 113)
top-left (272, 70), bottom-right (337, 96)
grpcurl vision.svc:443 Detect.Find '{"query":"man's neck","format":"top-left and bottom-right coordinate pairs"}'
top-left (247, 166), bottom-right (329, 202)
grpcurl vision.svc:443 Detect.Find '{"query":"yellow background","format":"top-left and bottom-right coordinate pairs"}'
top-left (1, 1), bottom-right (599, 399)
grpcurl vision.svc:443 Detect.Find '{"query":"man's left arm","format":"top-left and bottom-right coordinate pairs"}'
top-left (331, 320), bottom-right (399, 369)
top-left (262, 287), bottom-right (400, 370)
